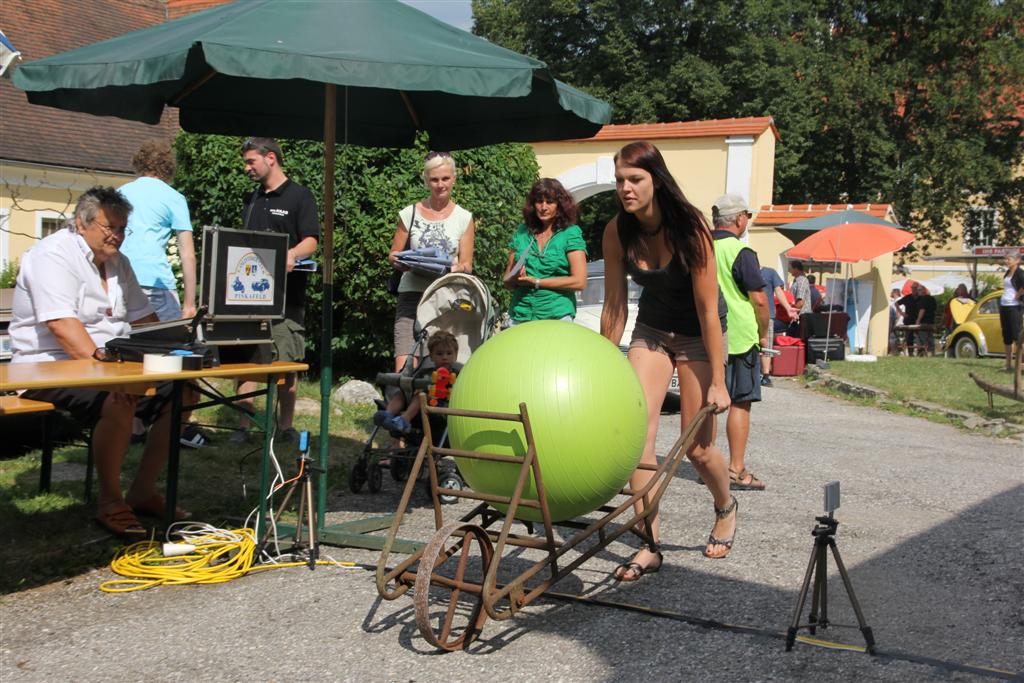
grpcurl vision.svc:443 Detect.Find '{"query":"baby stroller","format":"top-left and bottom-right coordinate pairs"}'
top-left (350, 272), bottom-right (497, 501)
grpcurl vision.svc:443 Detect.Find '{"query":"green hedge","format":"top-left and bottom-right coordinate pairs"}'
top-left (173, 133), bottom-right (538, 376)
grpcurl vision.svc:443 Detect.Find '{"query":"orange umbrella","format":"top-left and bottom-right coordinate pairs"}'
top-left (785, 223), bottom-right (914, 263)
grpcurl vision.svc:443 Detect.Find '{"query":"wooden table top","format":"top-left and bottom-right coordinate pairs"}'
top-left (1, 359), bottom-right (309, 393)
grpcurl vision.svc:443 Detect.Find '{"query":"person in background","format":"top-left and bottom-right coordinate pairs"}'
top-left (10, 187), bottom-right (185, 536)
top-left (897, 282), bottom-right (937, 354)
top-left (759, 265), bottom-right (794, 384)
top-left (503, 178), bottom-right (587, 323)
top-left (807, 274), bottom-right (824, 311)
top-left (711, 194), bottom-right (769, 491)
top-left (999, 252), bottom-right (1024, 371)
top-left (788, 261), bottom-right (812, 336)
top-left (388, 151), bottom-right (475, 372)
top-left (232, 137), bottom-right (320, 444)
top-left (889, 287), bottom-right (904, 354)
top-left (601, 141), bottom-right (735, 580)
top-left (118, 140), bottom-right (206, 448)
top-left (942, 283), bottom-right (975, 333)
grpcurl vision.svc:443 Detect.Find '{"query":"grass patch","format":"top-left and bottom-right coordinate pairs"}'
top-left (0, 379), bottom-right (376, 595)
top-left (817, 356), bottom-right (1024, 425)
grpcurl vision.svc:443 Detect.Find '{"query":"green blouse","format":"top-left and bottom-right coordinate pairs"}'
top-left (507, 223), bottom-right (587, 322)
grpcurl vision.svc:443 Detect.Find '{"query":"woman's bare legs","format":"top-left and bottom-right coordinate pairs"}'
top-left (616, 346), bottom-right (675, 576)
top-left (677, 359), bottom-right (737, 558)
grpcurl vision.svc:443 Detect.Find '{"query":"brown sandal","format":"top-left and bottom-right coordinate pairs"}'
top-left (729, 468), bottom-right (766, 491)
top-left (128, 494), bottom-right (191, 522)
top-left (95, 502), bottom-right (147, 538)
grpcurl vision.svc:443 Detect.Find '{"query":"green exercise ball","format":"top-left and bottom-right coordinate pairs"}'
top-left (448, 320), bottom-right (647, 522)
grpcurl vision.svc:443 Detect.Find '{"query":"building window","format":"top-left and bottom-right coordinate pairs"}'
top-left (962, 207), bottom-right (999, 250)
top-left (40, 216), bottom-right (65, 238)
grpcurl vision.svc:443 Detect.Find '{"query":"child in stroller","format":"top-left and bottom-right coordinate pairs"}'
top-left (351, 272), bottom-right (497, 499)
top-left (373, 330), bottom-right (460, 434)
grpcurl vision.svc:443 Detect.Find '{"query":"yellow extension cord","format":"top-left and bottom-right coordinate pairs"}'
top-left (99, 527), bottom-right (346, 593)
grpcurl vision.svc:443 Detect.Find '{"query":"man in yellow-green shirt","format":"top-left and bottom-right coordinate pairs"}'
top-left (712, 194), bottom-right (770, 491)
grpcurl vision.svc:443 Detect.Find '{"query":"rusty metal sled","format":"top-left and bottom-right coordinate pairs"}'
top-left (375, 397), bottom-right (716, 651)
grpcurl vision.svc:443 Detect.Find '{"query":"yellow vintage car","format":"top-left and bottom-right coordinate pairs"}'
top-left (945, 291), bottom-right (1005, 358)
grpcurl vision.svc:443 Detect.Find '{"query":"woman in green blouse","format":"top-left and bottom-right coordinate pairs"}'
top-left (503, 178), bottom-right (587, 323)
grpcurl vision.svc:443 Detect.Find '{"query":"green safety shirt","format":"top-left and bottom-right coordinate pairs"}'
top-left (507, 223), bottom-right (587, 322)
top-left (714, 233), bottom-right (760, 355)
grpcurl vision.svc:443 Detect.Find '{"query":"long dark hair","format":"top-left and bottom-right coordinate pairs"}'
top-left (522, 178), bottom-right (578, 233)
top-left (614, 141), bottom-right (710, 271)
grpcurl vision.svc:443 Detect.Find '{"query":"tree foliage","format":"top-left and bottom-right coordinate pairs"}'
top-left (173, 134), bottom-right (537, 375)
top-left (473, 0), bottom-right (1024, 250)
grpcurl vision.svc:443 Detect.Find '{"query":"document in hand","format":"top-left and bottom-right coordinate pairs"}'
top-left (503, 247), bottom-right (531, 285)
top-left (293, 258), bottom-right (317, 272)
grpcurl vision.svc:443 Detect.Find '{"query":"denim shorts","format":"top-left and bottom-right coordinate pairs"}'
top-left (141, 287), bottom-right (182, 321)
top-left (629, 322), bottom-right (727, 364)
top-left (726, 345), bottom-right (762, 404)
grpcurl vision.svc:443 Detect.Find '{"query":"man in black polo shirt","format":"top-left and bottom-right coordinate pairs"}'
top-left (232, 137), bottom-right (319, 443)
top-left (897, 282), bottom-right (937, 354)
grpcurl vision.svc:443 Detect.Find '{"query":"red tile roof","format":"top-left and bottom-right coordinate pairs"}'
top-left (754, 203), bottom-right (894, 226)
top-left (1, 0), bottom-right (179, 174)
top-left (167, 0), bottom-right (229, 19)
top-left (572, 117), bottom-right (781, 142)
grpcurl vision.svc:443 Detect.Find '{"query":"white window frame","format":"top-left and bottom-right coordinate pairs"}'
top-left (962, 207), bottom-right (999, 251)
top-left (34, 209), bottom-right (67, 240)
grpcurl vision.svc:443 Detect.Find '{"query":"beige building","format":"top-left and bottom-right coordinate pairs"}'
top-left (530, 118), bottom-right (900, 356)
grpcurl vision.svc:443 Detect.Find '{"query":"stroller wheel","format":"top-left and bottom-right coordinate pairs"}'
top-left (349, 460), bottom-right (367, 494)
top-left (367, 464), bottom-right (383, 493)
top-left (437, 461), bottom-right (464, 505)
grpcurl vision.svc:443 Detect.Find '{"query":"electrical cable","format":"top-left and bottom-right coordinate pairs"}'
top-left (543, 591), bottom-right (1019, 680)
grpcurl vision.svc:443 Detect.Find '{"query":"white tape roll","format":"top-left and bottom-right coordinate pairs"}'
top-left (143, 353), bottom-right (183, 373)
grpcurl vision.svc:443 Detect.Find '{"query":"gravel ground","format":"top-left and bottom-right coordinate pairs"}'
top-left (2, 378), bottom-right (1022, 682)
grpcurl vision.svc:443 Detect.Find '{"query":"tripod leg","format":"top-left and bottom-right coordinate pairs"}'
top-left (786, 541), bottom-right (819, 650)
top-left (808, 540), bottom-right (828, 634)
top-left (829, 543), bottom-right (876, 654)
top-left (304, 475), bottom-right (318, 567)
top-left (295, 478), bottom-right (307, 546)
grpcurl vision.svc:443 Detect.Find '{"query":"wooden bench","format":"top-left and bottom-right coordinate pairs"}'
top-left (0, 395), bottom-right (93, 499)
top-left (894, 324), bottom-right (944, 356)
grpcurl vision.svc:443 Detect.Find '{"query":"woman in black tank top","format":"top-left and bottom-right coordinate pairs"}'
top-left (600, 141), bottom-right (738, 579)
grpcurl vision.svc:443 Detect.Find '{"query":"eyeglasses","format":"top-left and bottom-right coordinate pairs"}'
top-left (426, 151), bottom-right (451, 160)
top-left (92, 218), bottom-right (130, 239)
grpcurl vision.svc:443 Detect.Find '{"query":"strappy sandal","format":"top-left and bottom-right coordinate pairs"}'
top-left (613, 547), bottom-right (663, 582)
top-left (128, 494), bottom-right (191, 522)
top-left (729, 467), bottom-right (766, 491)
top-left (95, 502), bottom-right (147, 538)
top-left (704, 495), bottom-right (738, 559)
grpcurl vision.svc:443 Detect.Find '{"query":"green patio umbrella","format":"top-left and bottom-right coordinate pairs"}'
top-left (12, 0), bottom-right (611, 539)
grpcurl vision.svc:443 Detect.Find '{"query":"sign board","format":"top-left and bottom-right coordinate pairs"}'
top-left (971, 246), bottom-right (1024, 256)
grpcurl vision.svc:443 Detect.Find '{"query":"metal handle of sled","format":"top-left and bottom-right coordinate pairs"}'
top-left (375, 397), bottom-right (718, 651)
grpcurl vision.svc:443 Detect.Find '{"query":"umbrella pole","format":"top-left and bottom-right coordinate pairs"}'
top-left (318, 83), bottom-right (336, 530)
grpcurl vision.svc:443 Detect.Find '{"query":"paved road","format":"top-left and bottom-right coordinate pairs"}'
top-left (2, 379), bottom-right (1022, 681)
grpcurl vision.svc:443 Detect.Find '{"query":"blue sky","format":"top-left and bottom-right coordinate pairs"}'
top-left (400, 0), bottom-right (474, 31)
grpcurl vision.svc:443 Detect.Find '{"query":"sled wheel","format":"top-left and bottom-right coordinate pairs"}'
top-left (414, 521), bottom-right (493, 651)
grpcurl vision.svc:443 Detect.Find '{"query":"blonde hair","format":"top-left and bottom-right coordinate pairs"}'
top-left (421, 153), bottom-right (456, 188)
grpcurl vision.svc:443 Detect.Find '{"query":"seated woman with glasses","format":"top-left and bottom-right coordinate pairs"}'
top-left (387, 151), bottom-right (475, 371)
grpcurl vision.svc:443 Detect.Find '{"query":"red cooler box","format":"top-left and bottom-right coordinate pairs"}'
top-left (772, 337), bottom-right (806, 376)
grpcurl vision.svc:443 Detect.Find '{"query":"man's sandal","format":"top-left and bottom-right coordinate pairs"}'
top-left (729, 468), bottom-right (766, 491)
top-left (704, 495), bottom-right (738, 559)
top-left (613, 547), bottom-right (663, 582)
top-left (95, 502), bottom-right (147, 538)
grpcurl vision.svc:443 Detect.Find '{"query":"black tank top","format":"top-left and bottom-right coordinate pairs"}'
top-left (620, 229), bottom-right (727, 336)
